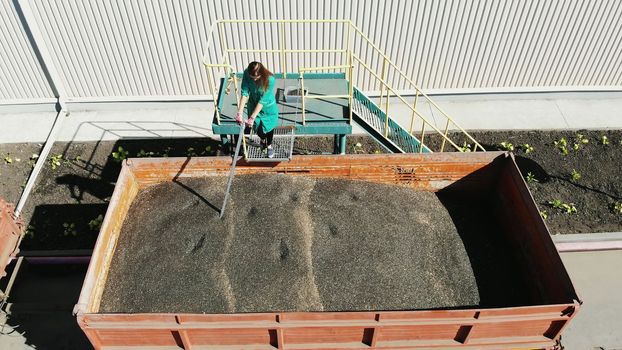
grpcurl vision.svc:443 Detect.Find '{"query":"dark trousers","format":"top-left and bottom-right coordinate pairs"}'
top-left (240, 125), bottom-right (274, 146)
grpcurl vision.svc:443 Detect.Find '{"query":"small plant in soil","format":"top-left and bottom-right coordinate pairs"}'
top-left (460, 142), bottom-right (472, 152)
top-left (540, 210), bottom-right (548, 220)
top-left (25, 225), bottom-right (36, 238)
top-left (63, 222), bottom-right (78, 236)
top-left (186, 147), bottom-right (197, 157)
top-left (498, 141), bottom-right (514, 152)
top-left (522, 144), bottom-right (534, 154)
top-left (111, 147), bottom-right (129, 163)
top-left (161, 147), bottom-right (172, 157)
top-left (49, 154), bottom-right (63, 170)
top-left (573, 133), bottom-right (589, 150)
top-left (570, 169), bottom-right (581, 182)
top-left (554, 137), bottom-right (569, 155)
top-left (611, 202), bottom-right (622, 215)
top-left (601, 135), bottom-right (610, 145)
top-left (88, 214), bottom-right (104, 231)
top-left (352, 142), bottom-right (364, 154)
top-left (525, 172), bottom-right (539, 183)
top-left (28, 154), bottom-right (39, 168)
top-left (137, 149), bottom-right (155, 158)
top-left (201, 145), bottom-right (212, 155)
top-left (3, 153), bottom-right (13, 164)
top-left (548, 199), bottom-right (577, 214)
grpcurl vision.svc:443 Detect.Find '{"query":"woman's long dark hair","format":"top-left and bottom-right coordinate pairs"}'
top-left (247, 61), bottom-right (273, 91)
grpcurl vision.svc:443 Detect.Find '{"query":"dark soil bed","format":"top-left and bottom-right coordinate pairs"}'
top-left (0, 130), bottom-right (619, 252)
top-left (99, 174), bottom-right (529, 314)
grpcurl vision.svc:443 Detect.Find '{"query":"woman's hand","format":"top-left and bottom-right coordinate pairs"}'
top-left (235, 112), bottom-right (243, 125)
top-left (245, 115), bottom-right (255, 127)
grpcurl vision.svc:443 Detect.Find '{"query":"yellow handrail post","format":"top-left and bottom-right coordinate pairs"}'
top-left (384, 84), bottom-right (390, 138)
top-left (206, 67), bottom-right (220, 124)
top-left (409, 91), bottom-right (419, 134)
top-left (346, 21), bottom-right (352, 51)
top-left (348, 50), bottom-right (354, 124)
top-left (300, 74), bottom-right (306, 125)
top-left (280, 22), bottom-right (287, 78)
top-left (440, 119), bottom-right (450, 152)
top-left (217, 21), bottom-right (227, 63)
top-left (378, 57), bottom-right (387, 108)
top-left (419, 122), bottom-right (426, 153)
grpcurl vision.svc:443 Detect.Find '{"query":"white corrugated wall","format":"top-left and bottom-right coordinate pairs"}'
top-left (0, 0), bottom-right (56, 103)
top-left (2, 0), bottom-right (622, 102)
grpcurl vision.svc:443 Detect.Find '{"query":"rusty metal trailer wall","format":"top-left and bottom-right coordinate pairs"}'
top-left (75, 153), bottom-right (580, 349)
top-left (0, 199), bottom-right (24, 278)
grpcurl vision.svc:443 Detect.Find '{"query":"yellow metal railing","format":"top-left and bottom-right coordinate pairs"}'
top-left (202, 19), bottom-right (485, 152)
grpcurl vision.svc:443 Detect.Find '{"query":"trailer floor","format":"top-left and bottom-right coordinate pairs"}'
top-left (99, 174), bottom-right (528, 313)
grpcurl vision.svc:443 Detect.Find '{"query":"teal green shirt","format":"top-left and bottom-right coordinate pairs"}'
top-left (241, 70), bottom-right (279, 133)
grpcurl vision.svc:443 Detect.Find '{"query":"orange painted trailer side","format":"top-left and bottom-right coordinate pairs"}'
top-left (74, 152), bottom-right (580, 349)
top-left (0, 198), bottom-right (24, 278)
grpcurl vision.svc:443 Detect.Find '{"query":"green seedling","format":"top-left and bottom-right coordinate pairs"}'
top-left (88, 214), bottom-right (104, 231)
top-left (352, 142), bottom-right (364, 154)
top-left (201, 145), bottom-right (213, 155)
top-left (540, 210), bottom-right (548, 220)
top-left (50, 154), bottom-right (63, 170)
top-left (522, 144), bottom-right (534, 154)
top-left (525, 172), bottom-right (539, 183)
top-left (62, 222), bottom-right (77, 236)
top-left (498, 141), bottom-right (514, 152)
top-left (186, 147), bottom-right (197, 157)
top-left (574, 133), bottom-right (589, 150)
top-left (548, 199), bottom-right (577, 214)
top-left (601, 135), bottom-right (610, 145)
top-left (161, 147), bottom-right (172, 157)
top-left (137, 149), bottom-right (155, 158)
top-left (25, 225), bottom-right (35, 238)
top-left (74, 155), bottom-right (82, 162)
top-left (28, 154), bottom-right (39, 168)
top-left (570, 169), bottom-right (581, 182)
top-left (111, 147), bottom-right (128, 163)
top-left (3, 154), bottom-right (13, 164)
top-left (612, 202), bottom-right (622, 215)
top-left (460, 142), bottom-right (472, 152)
top-left (554, 137), bottom-right (568, 155)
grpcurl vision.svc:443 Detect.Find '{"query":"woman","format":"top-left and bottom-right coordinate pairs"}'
top-left (236, 61), bottom-right (278, 158)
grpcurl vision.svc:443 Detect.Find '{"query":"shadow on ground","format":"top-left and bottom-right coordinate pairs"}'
top-left (0, 261), bottom-right (91, 349)
top-left (21, 137), bottom-right (222, 251)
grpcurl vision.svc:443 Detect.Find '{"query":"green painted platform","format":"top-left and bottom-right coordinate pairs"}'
top-left (212, 73), bottom-right (352, 136)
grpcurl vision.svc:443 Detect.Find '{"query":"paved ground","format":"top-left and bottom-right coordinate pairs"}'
top-left (559, 250), bottom-right (622, 349)
top-left (2, 91), bottom-right (622, 143)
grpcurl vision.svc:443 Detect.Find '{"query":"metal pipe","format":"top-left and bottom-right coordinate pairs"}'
top-left (220, 126), bottom-right (244, 219)
top-left (280, 22), bottom-right (287, 78)
top-left (303, 94), bottom-right (350, 99)
top-left (15, 108), bottom-right (67, 217)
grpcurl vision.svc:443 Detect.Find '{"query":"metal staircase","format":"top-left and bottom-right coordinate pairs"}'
top-left (352, 88), bottom-right (430, 153)
top-left (203, 20), bottom-right (486, 154)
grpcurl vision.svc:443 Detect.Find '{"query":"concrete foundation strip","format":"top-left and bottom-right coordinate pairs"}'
top-left (553, 232), bottom-right (622, 252)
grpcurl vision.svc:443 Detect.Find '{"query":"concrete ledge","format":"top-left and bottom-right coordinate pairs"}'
top-left (553, 232), bottom-right (622, 252)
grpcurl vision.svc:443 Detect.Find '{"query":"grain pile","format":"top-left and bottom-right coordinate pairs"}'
top-left (100, 174), bottom-right (482, 313)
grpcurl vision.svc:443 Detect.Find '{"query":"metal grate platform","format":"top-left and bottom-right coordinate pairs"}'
top-left (243, 126), bottom-right (295, 162)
